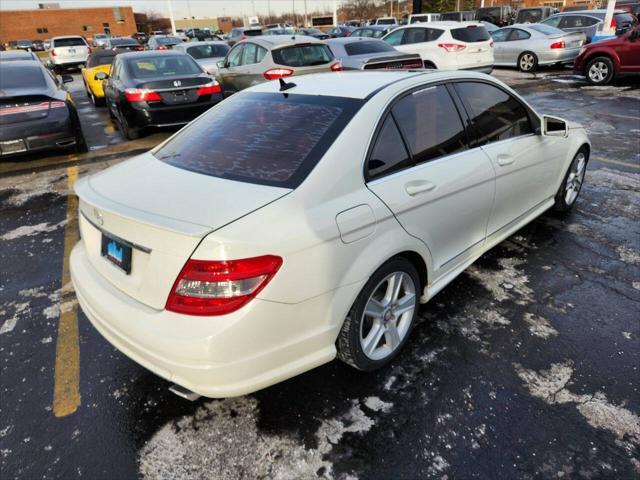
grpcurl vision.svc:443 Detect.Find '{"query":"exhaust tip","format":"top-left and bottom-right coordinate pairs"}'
top-left (169, 384), bottom-right (201, 401)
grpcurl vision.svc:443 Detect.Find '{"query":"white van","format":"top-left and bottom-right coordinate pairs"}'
top-left (408, 13), bottom-right (441, 23)
top-left (48, 36), bottom-right (91, 72)
top-left (375, 17), bottom-right (399, 26)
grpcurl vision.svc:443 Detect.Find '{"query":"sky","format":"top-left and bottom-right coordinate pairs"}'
top-left (0, 0), bottom-right (346, 18)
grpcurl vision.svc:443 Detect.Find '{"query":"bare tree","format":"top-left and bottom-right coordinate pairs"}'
top-left (343, 0), bottom-right (379, 20)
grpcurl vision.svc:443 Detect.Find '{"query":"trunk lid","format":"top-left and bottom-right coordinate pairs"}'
top-left (136, 76), bottom-right (211, 106)
top-left (0, 95), bottom-right (59, 125)
top-left (76, 152), bottom-right (291, 309)
top-left (361, 53), bottom-right (423, 70)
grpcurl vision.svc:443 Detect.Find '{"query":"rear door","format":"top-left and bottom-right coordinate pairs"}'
top-left (502, 28), bottom-right (531, 63)
top-left (366, 84), bottom-right (495, 277)
top-left (618, 31), bottom-right (640, 71)
top-left (491, 28), bottom-right (513, 63)
top-left (453, 81), bottom-right (562, 236)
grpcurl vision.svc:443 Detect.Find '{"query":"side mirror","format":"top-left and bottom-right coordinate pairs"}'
top-left (61, 75), bottom-right (74, 84)
top-left (216, 59), bottom-right (226, 69)
top-left (542, 115), bottom-right (568, 137)
top-left (94, 71), bottom-right (108, 80)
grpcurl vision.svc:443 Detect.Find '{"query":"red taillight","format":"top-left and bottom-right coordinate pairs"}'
top-left (166, 255), bottom-right (283, 316)
top-left (196, 82), bottom-right (221, 96)
top-left (51, 48), bottom-right (57, 56)
top-left (438, 43), bottom-right (466, 52)
top-left (158, 45), bottom-right (167, 50)
top-left (263, 68), bottom-right (294, 80)
top-left (550, 40), bottom-right (565, 49)
top-left (0, 101), bottom-right (64, 116)
top-left (331, 62), bottom-right (343, 72)
top-left (611, 18), bottom-right (617, 29)
top-left (124, 88), bottom-right (162, 102)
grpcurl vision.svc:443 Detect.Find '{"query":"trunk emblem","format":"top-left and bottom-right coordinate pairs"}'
top-left (94, 208), bottom-right (104, 226)
top-left (173, 80), bottom-right (182, 87)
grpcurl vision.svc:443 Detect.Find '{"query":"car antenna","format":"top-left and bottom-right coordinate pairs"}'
top-left (279, 77), bottom-right (297, 92)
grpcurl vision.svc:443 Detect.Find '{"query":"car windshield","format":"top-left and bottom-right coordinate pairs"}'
top-left (127, 56), bottom-right (202, 78)
top-left (53, 37), bottom-right (86, 47)
top-left (529, 24), bottom-right (564, 35)
top-left (344, 40), bottom-right (395, 55)
top-left (153, 92), bottom-right (363, 188)
top-left (451, 25), bottom-right (490, 42)
top-left (0, 65), bottom-right (46, 90)
top-left (186, 44), bottom-right (229, 58)
top-left (87, 53), bottom-right (116, 67)
top-left (272, 44), bottom-right (333, 67)
top-left (157, 36), bottom-right (181, 45)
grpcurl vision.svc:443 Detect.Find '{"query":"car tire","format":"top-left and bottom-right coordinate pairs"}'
top-left (554, 147), bottom-right (589, 213)
top-left (423, 60), bottom-right (437, 69)
top-left (585, 56), bottom-right (614, 85)
top-left (74, 131), bottom-right (89, 154)
top-left (336, 257), bottom-right (420, 371)
top-left (518, 52), bottom-right (538, 72)
top-left (117, 109), bottom-right (140, 140)
top-left (89, 91), bottom-right (104, 107)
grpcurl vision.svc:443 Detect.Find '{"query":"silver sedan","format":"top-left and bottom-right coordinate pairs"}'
top-left (172, 41), bottom-right (230, 75)
top-left (491, 24), bottom-right (585, 72)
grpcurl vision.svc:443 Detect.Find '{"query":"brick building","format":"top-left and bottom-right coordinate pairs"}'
top-left (0, 6), bottom-right (137, 44)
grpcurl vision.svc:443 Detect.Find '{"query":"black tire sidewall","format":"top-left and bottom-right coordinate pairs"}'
top-left (554, 147), bottom-right (588, 212)
top-left (586, 56), bottom-right (614, 85)
top-left (342, 257), bottom-right (420, 371)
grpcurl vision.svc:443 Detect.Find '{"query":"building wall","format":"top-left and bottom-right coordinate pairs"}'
top-left (0, 6), bottom-right (137, 44)
top-left (174, 18), bottom-right (219, 30)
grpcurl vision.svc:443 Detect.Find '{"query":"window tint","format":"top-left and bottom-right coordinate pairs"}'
top-left (517, 9), bottom-right (544, 23)
top-left (243, 29), bottom-right (263, 37)
top-left (227, 45), bottom-right (244, 67)
top-left (560, 16), bottom-right (593, 28)
top-left (53, 37), bottom-right (86, 47)
top-left (87, 53), bottom-right (116, 67)
top-left (372, 29), bottom-right (387, 38)
top-left (242, 43), bottom-right (258, 65)
top-left (383, 29), bottom-right (404, 45)
top-left (154, 92), bottom-right (362, 188)
top-left (367, 116), bottom-right (411, 179)
top-left (510, 29), bottom-right (530, 40)
top-left (613, 13), bottom-right (635, 25)
top-left (186, 44), bottom-right (229, 59)
top-left (353, 28), bottom-right (372, 37)
top-left (451, 25), bottom-right (491, 42)
top-left (344, 40), bottom-right (395, 55)
top-left (156, 36), bottom-right (181, 45)
top-left (256, 46), bottom-right (267, 62)
top-left (110, 38), bottom-right (138, 46)
top-left (0, 65), bottom-right (46, 90)
top-left (392, 85), bottom-right (466, 164)
top-left (403, 28), bottom-right (441, 44)
top-left (127, 56), bottom-right (202, 78)
top-left (541, 16), bottom-right (561, 27)
top-left (456, 82), bottom-right (533, 145)
top-left (271, 45), bottom-right (333, 67)
top-left (529, 24), bottom-right (564, 35)
top-left (491, 28), bottom-right (511, 42)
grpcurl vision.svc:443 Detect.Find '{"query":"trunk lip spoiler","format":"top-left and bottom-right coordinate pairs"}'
top-left (80, 209), bottom-right (152, 254)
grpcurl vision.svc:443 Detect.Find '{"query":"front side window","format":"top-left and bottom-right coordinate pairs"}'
top-left (154, 92), bottom-right (363, 188)
top-left (392, 85), bottom-right (467, 165)
top-left (455, 82), bottom-right (533, 146)
top-left (367, 115), bottom-right (411, 180)
top-left (227, 45), bottom-right (244, 67)
top-left (242, 43), bottom-right (258, 65)
top-left (187, 44), bottom-right (229, 59)
top-left (383, 29), bottom-right (404, 45)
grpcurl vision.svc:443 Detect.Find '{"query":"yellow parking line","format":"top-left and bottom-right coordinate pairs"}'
top-left (594, 158), bottom-right (640, 169)
top-left (53, 166), bottom-right (81, 417)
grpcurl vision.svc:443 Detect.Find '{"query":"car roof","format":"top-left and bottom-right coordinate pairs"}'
top-left (117, 50), bottom-right (187, 59)
top-left (51, 35), bottom-right (85, 39)
top-left (326, 37), bottom-right (386, 44)
top-left (245, 35), bottom-right (324, 47)
top-left (551, 9), bottom-right (624, 15)
top-left (395, 21), bottom-right (483, 29)
top-left (247, 70), bottom-right (492, 99)
top-left (355, 25), bottom-right (390, 30)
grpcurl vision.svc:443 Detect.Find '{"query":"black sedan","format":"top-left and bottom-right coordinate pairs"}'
top-left (0, 60), bottom-right (87, 157)
top-left (102, 51), bottom-right (223, 140)
top-left (296, 28), bottom-right (331, 40)
top-left (104, 37), bottom-right (144, 52)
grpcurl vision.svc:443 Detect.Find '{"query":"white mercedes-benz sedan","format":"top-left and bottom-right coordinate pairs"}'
top-left (70, 71), bottom-right (590, 399)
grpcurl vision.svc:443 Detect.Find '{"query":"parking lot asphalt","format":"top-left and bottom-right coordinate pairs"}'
top-left (0, 69), bottom-right (639, 480)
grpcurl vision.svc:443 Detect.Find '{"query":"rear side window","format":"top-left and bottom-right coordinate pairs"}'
top-left (272, 44), bottom-right (333, 67)
top-left (53, 37), bottom-right (86, 47)
top-left (451, 26), bottom-right (490, 42)
top-left (392, 85), bottom-right (467, 165)
top-left (154, 92), bottom-right (363, 188)
top-left (187, 44), bottom-right (229, 59)
top-left (455, 82), bottom-right (533, 146)
top-left (367, 116), bottom-right (411, 180)
top-left (542, 16), bottom-right (561, 27)
top-left (127, 56), bottom-right (202, 78)
top-left (404, 28), bottom-right (442, 44)
top-left (344, 40), bottom-right (395, 55)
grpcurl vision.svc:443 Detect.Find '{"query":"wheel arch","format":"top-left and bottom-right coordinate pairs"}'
top-left (394, 250), bottom-right (428, 292)
top-left (584, 49), bottom-right (621, 71)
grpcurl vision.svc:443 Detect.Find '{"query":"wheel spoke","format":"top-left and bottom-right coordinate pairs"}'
top-left (364, 298), bottom-right (384, 319)
top-left (385, 323), bottom-right (401, 350)
top-left (391, 273), bottom-right (404, 302)
top-left (363, 323), bottom-right (385, 356)
top-left (393, 293), bottom-right (416, 316)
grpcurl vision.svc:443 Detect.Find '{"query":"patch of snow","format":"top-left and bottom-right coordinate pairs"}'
top-left (0, 220), bottom-right (66, 241)
top-left (523, 313), bottom-right (558, 339)
top-left (363, 397), bottom-right (393, 413)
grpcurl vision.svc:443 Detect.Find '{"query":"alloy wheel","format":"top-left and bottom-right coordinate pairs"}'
top-left (588, 61), bottom-right (609, 83)
top-left (359, 271), bottom-right (416, 361)
top-left (520, 54), bottom-right (535, 72)
top-left (565, 152), bottom-right (586, 205)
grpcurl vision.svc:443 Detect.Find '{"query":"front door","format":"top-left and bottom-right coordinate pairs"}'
top-left (366, 84), bottom-right (495, 277)
top-left (217, 44), bottom-right (244, 96)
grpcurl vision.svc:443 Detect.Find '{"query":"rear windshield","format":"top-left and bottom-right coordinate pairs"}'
top-left (344, 40), bottom-right (395, 55)
top-left (53, 37), bottom-right (86, 47)
top-left (153, 92), bottom-right (363, 188)
top-left (440, 13), bottom-right (460, 20)
top-left (410, 15), bottom-right (429, 23)
top-left (87, 54), bottom-right (116, 68)
top-left (377, 18), bottom-right (396, 25)
top-left (0, 66), bottom-right (46, 90)
top-left (127, 56), bottom-right (201, 78)
top-left (0, 53), bottom-right (34, 61)
top-left (529, 24), bottom-right (564, 35)
top-left (157, 36), bottom-right (181, 45)
top-left (451, 26), bottom-right (490, 42)
top-left (187, 44), bottom-right (229, 58)
top-left (517, 9), bottom-right (543, 23)
top-left (111, 38), bottom-right (138, 46)
top-left (244, 29), bottom-right (263, 36)
top-left (272, 44), bottom-right (333, 67)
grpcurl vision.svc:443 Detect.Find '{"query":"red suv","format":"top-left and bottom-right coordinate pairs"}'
top-left (574, 26), bottom-right (640, 85)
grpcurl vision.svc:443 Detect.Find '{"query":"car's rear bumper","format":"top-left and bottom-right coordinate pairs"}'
top-left (538, 47), bottom-right (582, 65)
top-left (0, 114), bottom-right (77, 157)
top-left (70, 241), bottom-right (361, 398)
top-left (130, 98), bottom-right (221, 128)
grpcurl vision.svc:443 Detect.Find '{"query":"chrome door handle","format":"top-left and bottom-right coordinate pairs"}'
top-left (497, 154), bottom-right (515, 166)
top-left (405, 181), bottom-right (436, 196)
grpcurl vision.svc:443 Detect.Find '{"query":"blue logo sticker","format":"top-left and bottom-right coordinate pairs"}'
top-left (107, 241), bottom-right (123, 263)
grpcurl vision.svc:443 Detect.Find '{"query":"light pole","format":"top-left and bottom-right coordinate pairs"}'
top-left (167, 0), bottom-right (176, 35)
